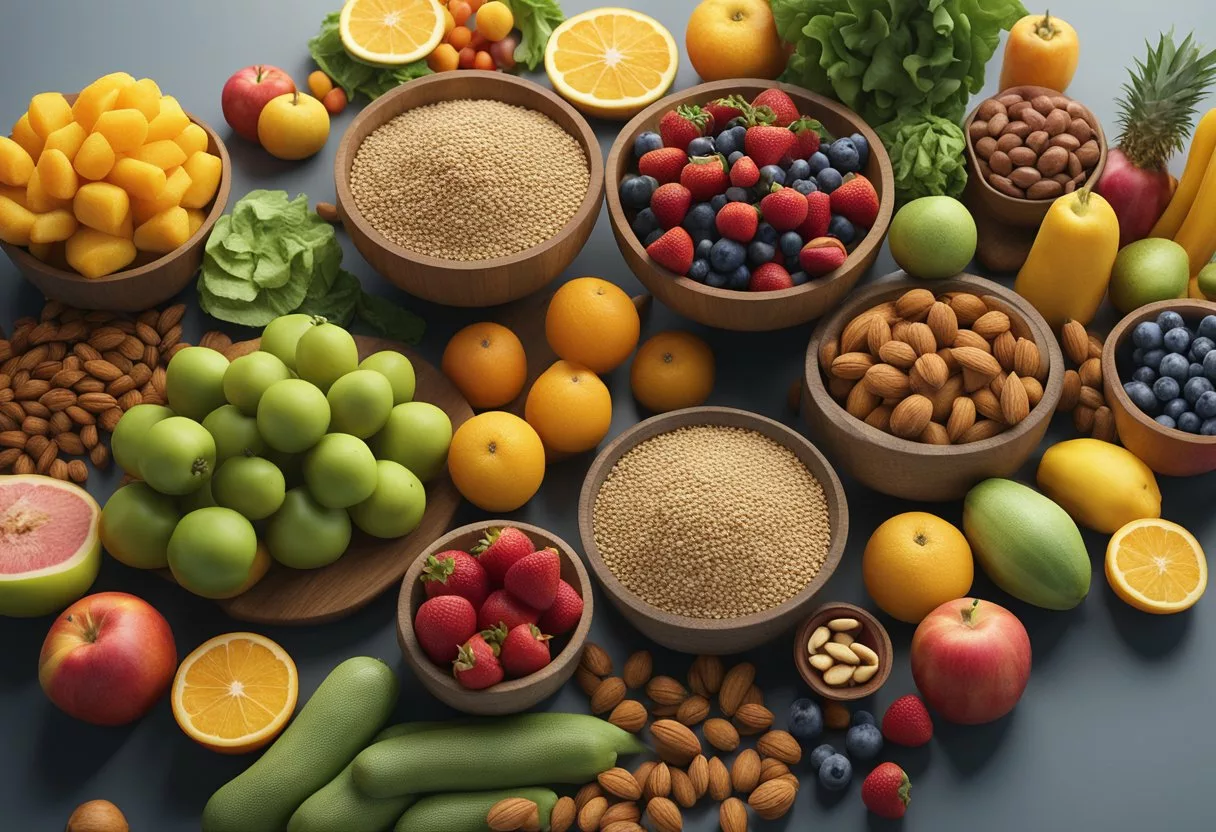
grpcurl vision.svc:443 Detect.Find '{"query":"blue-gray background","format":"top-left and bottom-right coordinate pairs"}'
top-left (2, 1), bottom-right (1214, 829)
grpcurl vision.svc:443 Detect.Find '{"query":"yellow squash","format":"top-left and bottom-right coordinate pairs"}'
top-left (999, 12), bottom-right (1080, 93)
top-left (1173, 129), bottom-right (1216, 277)
top-left (1151, 108), bottom-right (1216, 240)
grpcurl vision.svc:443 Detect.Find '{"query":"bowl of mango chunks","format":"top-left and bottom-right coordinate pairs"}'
top-left (0, 72), bottom-right (231, 312)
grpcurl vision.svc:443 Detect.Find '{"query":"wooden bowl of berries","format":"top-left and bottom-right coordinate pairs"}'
top-left (397, 520), bottom-right (594, 715)
top-left (605, 79), bottom-right (895, 331)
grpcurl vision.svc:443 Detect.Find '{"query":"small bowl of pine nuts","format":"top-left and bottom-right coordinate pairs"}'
top-left (794, 602), bottom-right (892, 701)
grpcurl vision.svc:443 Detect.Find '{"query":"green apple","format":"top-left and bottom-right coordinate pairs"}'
top-left (359, 350), bottom-right (416, 404)
top-left (1198, 263), bottom-right (1216, 300)
top-left (349, 460), bottom-right (426, 538)
top-left (372, 402), bottom-right (452, 483)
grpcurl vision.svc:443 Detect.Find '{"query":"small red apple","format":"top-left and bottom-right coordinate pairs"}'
top-left (911, 597), bottom-right (1031, 725)
top-left (38, 591), bottom-right (177, 726)
top-left (221, 65), bottom-right (296, 142)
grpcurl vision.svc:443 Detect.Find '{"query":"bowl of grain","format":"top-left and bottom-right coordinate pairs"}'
top-left (334, 71), bottom-right (604, 308)
top-left (577, 406), bottom-right (848, 654)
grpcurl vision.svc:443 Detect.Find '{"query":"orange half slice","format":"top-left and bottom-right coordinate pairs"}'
top-left (1106, 518), bottom-right (1207, 614)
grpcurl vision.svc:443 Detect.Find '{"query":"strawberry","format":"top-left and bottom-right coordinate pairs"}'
top-left (715, 201), bottom-right (759, 242)
top-left (798, 190), bottom-right (832, 240)
top-left (749, 263), bottom-right (794, 291)
top-left (538, 579), bottom-right (584, 635)
top-left (881, 694), bottom-right (934, 747)
top-left (650, 183), bottom-right (692, 230)
top-left (862, 762), bottom-right (912, 820)
top-left (499, 623), bottom-right (552, 677)
top-left (452, 633), bottom-right (504, 690)
top-left (680, 154), bottom-right (729, 200)
top-left (646, 227), bottom-right (694, 275)
top-left (752, 89), bottom-right (800, 127)
top-left (729, 155), bottom-right (760, 188)
top-left (420, 550), bottom-right (490, 609)
top-left (478, 588), bottom-right (540, 631)
top-left (799, 237), bottom-right (847, 277)
top-left (414, 595), bottom-right (478, 665)
top-left (705, 95), bottom-right (747, 127)
top-left (659, 104), bottom-right (714, 151)
top-left (791, 116), bottom-right (827, 157)
top-left (745, 124), bottom-right (795, 168)
top-left (504, 547), bottom-right (561, 610)
top-left (638, 147), bottom-right (687, 185)
top-left (472, 526), bottom-right (535, 583)
top-left (830, 173), bottom-right (880, 228)
top-left (760, 186), bottom-right (809, 231)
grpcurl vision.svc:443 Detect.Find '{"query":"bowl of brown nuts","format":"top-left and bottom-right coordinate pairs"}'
top-left (963, 86), bottom-right (1107, 228)
top-left (802, 271), bottom-right (1065, 502)
top-left (794, 603), bottom-right (892, 701)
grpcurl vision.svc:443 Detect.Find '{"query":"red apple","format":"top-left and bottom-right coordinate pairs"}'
top-left (910, 597), bottom-right (1031, 725)
top-left (38, 591), bottom-right (177, 726)
top-left (222, 65), bottom-right (296, 142)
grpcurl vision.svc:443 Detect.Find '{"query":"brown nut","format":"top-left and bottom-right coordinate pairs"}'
top-left (1066, 100), bottom-right (1089, 119)
top-left (987, 112), bottom-right (1009, 136)
top-left (1068, 118), bottom-right (1093, 143)
top-left (998, 92), bottom-right (1025, 106)
top-left (1076, 139), bottom-right (1101, 168)
top-left (969, 119), bottom-right (990, 142)
top-left (1068, 152), bottom-right (1084, 178)
top-left (1022, 107), bottom-right (1047, 132)
top-left (1010, 166), bottom-right (1042, 189)
top-left (974, 136), bottom-right (998, 160)
top-left (1009, 100), bottom-right (1033, 119)
top-left (1031, 95), bottom-right (1055, 115)
top-left (1050, 132), bottom-right (1081, 152)
top-left (1051, 95), bottom-right (1071, 110)
top-left (977, 98), bottom-right (1007, 120)
top-left (1044, 108), bottom-right (1070, 136)
top-left (988, 150), bottom-right (1013, 176)
top-left (1027, 179), bottom-right (1065, 199)
top-left (1005, 120), bottom-right (1031, 139)
top-left (996, 133), bottom-right (1023, 153)
top-left (1037, 146), bottom-right (1069, 177)
top-left (1025, 130), bottom-right (1050, 155)
top-left (1008, 146), bottom-right (1038, 167)
top-left (988, 174), bottom-right (1025, 198)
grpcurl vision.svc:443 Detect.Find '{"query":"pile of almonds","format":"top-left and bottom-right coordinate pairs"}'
top-left (1057, 318), bottom-right (1118, 443)
top-left (820, 288), bottom-right (1048, 444)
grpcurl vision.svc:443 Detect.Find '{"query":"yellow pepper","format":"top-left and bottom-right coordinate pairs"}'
top-left (1173, 132), bottom-right (1216, 277)
top-left (1014, 188), bottom-right (1120, 328)
top-left (1151, 108), bottom-right (1216, 240)
top-left (999, 12), bottom-right (1080, 94)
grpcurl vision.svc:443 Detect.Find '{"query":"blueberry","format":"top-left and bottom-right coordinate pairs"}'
top-left (785, 254), bottom-right (802, 272)
top-left (717, 125), bottom-right (747, 157)
top-left (1203, 418), bottom-right (1216, 436)
top-left (728, 151), bottom-right (744, 166)
top-left (780, 232), bottom-right (804, 258)
top-left (726, 186), bottom-right (750, 203)
top-left (1185, 376), bottom-right (1214, 404)
top-left (682, 203), bottom-right (716, 233)
top-left (709, 238), bottom-right (746, 272)
top-left (706, 270), bottom-right (730, 289)
top-left (816, 168), bottom-right (844, 193)
top-left (631, 208), bottom-right (658, 238)
top-left (1155, 414), bottom-right (1177, 429)
top-left (851, 710), bottom-right (876, 727)
top-left (1197, 390), bottom-right (1216, 420)
top-left (695, 238), bottom-right (714, 261)
top-left (1191, 363), bottom-right (1207, 378)
top-left (808, 151), bottom-right (831, 174)
top-left (633, 131), bottom-right (662, 158)
top-left (688, 259), bottom-right (710, 283)
top-left (1163, 397), bottom-right (1188, 420)
top-left (748, 241), bottom-right (775, 266)
top-left (1133, 321), bottom-right (1164, 350)
top-left (791, 270), bottom-right (811, 286)
top-left (845, 723), bottom-right (883, 761)
top-left (808, 743), bottom-right (836, 772)
top-left (1160, 352), bottom-right (1190, 382)
top-left (1132, 366), bottom-right (1157, 385)
top-left (1205, 349), bottom-right (1216, 381)
top-left (829, 214), bottom-right (856, 244)
top-left (1200, 315), bottom-right (1216, 341)
top-left (827, 137), bottom-right (860, 172)
top-left (1154, 376), bottom-right (1181, 402)
top-left (1190, 337), bottom-right (1215, 363)
top-left (643, 229), bottom-right (663, 247)
top-left (691, 230), bottom-right (716, 247)
top-left (1178, 411), bottom-right (1202, 433)
top-left (728, 265), bottom-right (751, 291)
top-left (1157, 310), bottom-right (1185, 332)
top-left (726, 116), bottom-right (747, 129)
top-left (1124, 381), bottom-right (1156, 413)
top-left (1143, 349), bottom-right (1166, 371)
top-left (755, 222), bottom-right (778, 246)
top-left (640, 175), bottom-right (659, 192)
top-left (787, 159), bottom-right (812, 181)
top-left (849, 132), bottom-right (870, 168)
top-left (791, 178), bottom-right (819, 195)
top-left (818, 754), bottom-right (853, 791)
top-left (620, 176), bottom-right (655, 209)
top-left (759, 164), bottom-right (786, 188)
top-left (710, 193), bottom-right (728, 212)
top-left (687, 136), bottom-right (716, 156)
top-left (788, 699), bottom-right (823, 743)
top-left (1164, 326), bottom-right (1193, 354)
top-left (1132, 348), bottom-right (1144, 365)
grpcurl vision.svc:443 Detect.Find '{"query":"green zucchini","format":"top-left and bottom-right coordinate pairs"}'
top-left (394, 788), bottom-right (558, 832)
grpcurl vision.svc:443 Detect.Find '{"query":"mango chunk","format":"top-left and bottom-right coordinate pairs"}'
top-left (180, 152), bottom-right (222, 209)
top-left (0, 185), bottom-right (27, 207)
top-left (132, 139), bottom-right (187, 171)
top-left (73, 133), bottom-right (116, 181)
top-left (29, 208), bottom-right (78, 244)
top-left (93, 109), bottom-right (149, 153)
top-left (11, 114), bottom-right (44, 160)
top-left (71, 86), bottom-right (120, 133)
top-left (73, 182), bottom-right (131, 236)
top-left (107, 157), bottom-right (166, 201)
top-left (0, 195), bottom-right (39, 245)
top-left (185, 208), bottom-right (207, 236)
top-left (174, 123), bottom-right (208, 157)
top-left (115, 79), bottom-right (161, 122)
top-left (44, 122), bottom-right (87, 161)
top-left (132, 165), bottom-right (191, 224)
top-left (37, 149), bottom-right (79, 200)
top-left (25, 168), bottom-right (71, 213)
top-left (133, 206), bottom-right (189, 254)
top-left (146, 96), bottom-right (190, 142)
top-left (28, 93), bottom-right (74, 139)
top-left (27, 241), bottom-right (54, 261)
top-left (0, 137), bottom-right (35, 186)
top-left (116, 210), bottom-right (134, 239)
top-left (65, 227), bottom-right (137, 278)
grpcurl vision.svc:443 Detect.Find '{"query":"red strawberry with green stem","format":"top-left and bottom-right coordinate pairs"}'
top-left (729, 155), bottom-right (759, 188)
top-left (420, 550), bottom-right (490, 609)
top-left (538, 580), bottom-right (584, 635)
top-left (472, 526), bottom-right (535, 583)
top-left (760, 186), bottom-right (809, 231)
top-left (659, 104), bottom-right (714, 151)
top-left (716, 201), bottom-right (759, 242)
top-left (680, 154), bottom-right (729, 200)
top-left (749, 262), bottom-right (794, 291)
top-left (752, 89), bottom-right (800, 126)
top-left (882, 694), bottom-right (934, 747)
top-left (647, 227), bottom-right (694, 275)
top-left (830, 173), bottom-right (880, 228)
top-left (705, 95), bottom-right (748, 127)
top-left (743, 108), bottom-right (796, 168)
top-left (862, 762), bottom-right (912, 819)
top-left (477, 588), bottom-right (540, 631)
top-left (499, 623), bottom-right (552, 677)
top-left (452, 632), bottom-right (504, 690)
top-left (414, 595), bottom-right (478, 665)
top-left (504, 547), bottom-right (561, 610)
top-left (650, 183), bottom-right (692, 230)
top-left (791, 116), bottom-right (828, 157)
top-left (798, 190), bottom-right (832, 240)
top-left (638, 147), bottom-right (687, 184)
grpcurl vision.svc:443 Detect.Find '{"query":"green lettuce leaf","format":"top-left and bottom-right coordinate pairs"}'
top-left (875, 112), bottom-right (969, 203)
top-left (355, 292), bottom-right (426, 345)
top-left (297, 268), bottom-right (361, 327)
top-left (308, 11), bottom-right (431, 102)
top-left (505, 0), bottom-right (565, 71)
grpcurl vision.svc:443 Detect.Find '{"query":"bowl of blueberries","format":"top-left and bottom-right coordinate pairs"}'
top-left (604, 79), bottom-right (895, 331)
top-left (1103, 299), bottom-right (1216, 477)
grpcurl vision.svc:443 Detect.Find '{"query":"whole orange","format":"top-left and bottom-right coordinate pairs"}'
top-left (441, 322), bottom-right (527, 410)
top-left (863, 512), bottom-right (974, 623)
top-left (685, 0), bottom-right (787, 82)
top-left (447, 411), bottom-right (545, 512)
top-left (630, 331), bottom-right (715, 413)
top-left (545, 277), bottom-right (640, 374)
top-left (524, 360), bottom-right (612, 455)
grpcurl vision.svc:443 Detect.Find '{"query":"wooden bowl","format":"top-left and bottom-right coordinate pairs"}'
top-left (605, 79), bottom-right (895, 332)
top-left (397, 521), bottom-right (593, 715)
top-left (334, 71), bottom-right (604, 308)
top-left (0, 94), bottom-right (231, 312)
top-left (794, 603), bottom-right (892, 702)
top-left (963, 85), bottom-right (1107, 229)
top-left (577, 406), bottom-right (849, 654)
top-left (803, 272), bottom-right (1065, 502)
top-left (1102, 298), bottom-right (1216, 477)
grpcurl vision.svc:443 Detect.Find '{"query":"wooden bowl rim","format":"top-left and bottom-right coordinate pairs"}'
top-left (1102, 298), bottom-right (1216, 447)
top-left (604, 78), bottom-right (895, 304)
top-left (397, 519), bottom-right (594, 698)
top-left (804, 271), bottom-right (1066, 457)
top-left (333, 70), bottom-right (605, 274)
top-left (793, 602), bottom-right (893, 701)
top-left (577, 405), bottom-right (849, 635)
top-left (0, 91), bottom-right (232, 284)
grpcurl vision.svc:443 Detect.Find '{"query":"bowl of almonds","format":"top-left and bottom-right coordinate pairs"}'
top-left (794, 603), bottom-right (892, 701)
top-left (802, 271), bottom-right (1065, 502)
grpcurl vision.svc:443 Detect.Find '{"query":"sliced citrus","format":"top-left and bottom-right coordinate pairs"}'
top-left (545, 8), bottom-right (678, 120)
top-left (339, 0), bottom-right (446, 66)
top-left (172, 632), bottom-right (299, 754)
top-left (1105, 518), bottom-right (1207, 614)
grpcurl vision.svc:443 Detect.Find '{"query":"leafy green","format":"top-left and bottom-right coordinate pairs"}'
top-left (355, 291), bottom-right (426, 345)
top-left (505, 0), bottom-right (565, 71)
top-left (875, 112), bottom-right (969, 203)
top-left (308, 11), bottom-right (432, 102)
top-left (297, 268), bottom-right (361, 327)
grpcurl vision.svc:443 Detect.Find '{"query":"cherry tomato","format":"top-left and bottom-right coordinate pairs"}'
top-left (446, 25), bottom-right (472, 50)
top-left (458, 46), bottom-right (477, 69)
top-left (469, 30), bottom-right (490, 51)
top-left (473, 50), bottom-right (496, 71)
top-left (489, 35), bottom-right (518, 71)
top-left (448, 0), bottom-right (472, 26)
top-left (467, 0), bottom-right (485, 10)
top-left (428, 43), bottom-right (460, 73)
top-left (322, 87), bottom-right (347, 115)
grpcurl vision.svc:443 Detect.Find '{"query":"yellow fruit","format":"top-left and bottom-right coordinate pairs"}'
top-left (441, 322), bottom-right (528, 409)
top-left (133, 166), bottom-right (192, 224)
top-left (74, 182), bottom-right (131, 236)
top-left (1106, 518), bottom-right (1207, 614)
top-left (685, 0), bottom-right (787, 82)
top-left (29, 209), bottom-right (78, 245)
top-left (545, 277), bottom-right (641, 373)
top-left (1036, 438), bottom-right (1161, 534)
top-left (146, 96), bottom-right (191, 143)
top-left (0, 185), bottom-right (26, 207)
top-left (171, 631), bottom-right (299, 754)
top-left (134, 206), bottom-right (190, 254)
top-left (186, 208), bottom-right (207, 236)
top-left (132, 139), bottom-right (188, 171)
top-left (93, 108), bottom-right (150, 153)
top-left (443, 7), bottom-right (456, 34)
top-left (25, 169), bottom-right (70, 213)
top-left (44, 122), bottom-right (87, 161)
top-left (257, 92), bottom-right (330, 161)
top-left (339, 0), bottom-right (446, 66)
top-left (0, 196), bottom-right (37, 245)
top-left (65, 228), bottom-right (137, 279)
top-left (180, 152), bottom-right (223, 209)
top-left (447, 411), bottom-right (545, 512)
top-left (863, 512), bottom-right (974, 623)
top-left (28, 93), bottom-right (74, 139)
top-left (115, 79), bottom-right (162, 122)
top-left (174, 123), bottom-right (209, 158)
top-left (0, 137), bottom-right (35, 187)
top-left (630, 331), bottom-right (715, 413)
top-left (73, 133), bottom-right (116, 181)
top-left (308, 71), bottom-right (335, 100)
top-left (475, 1), bottom-right (514, 41)
top-left (524, 359), bottom-right (612, 455)
top-left (28, 242), bottom-right (54, 261)
top-left (11, 114), bottom-right (45, 160)
top-left (107, 157), bottom-right (167, 201)
top-left (545, 8), bottom-right (679, 120)
top-left (71, 86), bottom-right (121, 134)
top-left (37, 149), bottom-right (79, 200)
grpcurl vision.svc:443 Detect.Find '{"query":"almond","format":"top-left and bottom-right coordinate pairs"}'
top-left (707, 756), bottom-right (731, 800)
top-left (840, 312), bottom-right (878, 354)
top-left (972, 310), bottom-right (1011, 339)
top-left (1073, 404), bottom-right (1096, 433)
top-left (687, 755), bottom-right (709, 798)
top-left (36, 438), bottom-right (58, 473)
top-left (39, 388), bottom-right (76, 412)
top-left (22, 400), bottom-right (50, 419)
top-left (646, 675), bottom-right (688, 707)
top-left (575, 783), bottom-right (603, 811)
top-left (730, 748), bottom-right (762, 794)
top-left (669, 768), bottom-right (697, 809)
top-left (1079, 357), bottom-right (1102, 389)
top-left (590, 676), bottom-right (626, 714)
top-left (913, 353), bottom-right (949, 389)
top-left (67, 459), bottom-right (88, 483)
top-left (48, 411), bottom-right (71, 435)
top-left (115, 336), bottom-right (144, 363)
top-left (688, 654), bottom-right (723, 697)
top-left (960, 419), bottom-right (1005, 443)
top-left (601, 821), bottom-right (643, 832)
top-left (1061, 319), bottom-right (1089, 365)
top-left (21, 416), bottom-right (49, 436)
top-left (717, 662), bottom-right (755, 716)
top-left (1014, 338), bottom-right (1043, 380)
top-left (895, 288), bottom-right (935, 321)
top-left (866, 315), bottom-right (891, 353)
top-left (992, 330), bottom-right (1016, 371)
top-left (830, 352), bottom-right (875, 380)
top-left (156, 304), bottom-right (186, 335)
top-left (644, 762), bottom-right (671, 800)
top-left (601, 801), bottom-right (640, 825)
top-left (952, 346), bottom-right (1003, 377)
top-left (759, 758), bottom-right (791, 783)
top-left (77, 392), bottom-right (118, 414)
top-left (26, 435), bottom-right (49, 459)
top-left (580, 643), bottom-right (613, 677)
top-left (88, 328), bottom-right (126, 352)
top-left (487, 797), bottom-right (539, 831)
top-left (926, 302), bottom-right (959, 347)
top-left (889, 394), bottom-right (933, 439)
top-left (989, 370), bottom-right (1008, 398)
top-left (651, 702), bottom-right (679, 719)
top-left (864, 404), bottom-right (893, 431)
top-left (950, 293), bottom-right (988, 326)
top-left (756, 730), bottom-right (802, 764)
top-left (56, 433), bottom-right (84, 457)
top-left (890, 320), bottom-right (911, 342)
top-left (719, 797), bottom-right (748, 832)
top-left (675, 694), bottom-right (709, 726)
top-left (577, 795), bottom-right (608, 831)
top-left (904, 322), bottom-right (937, 356)
top-left (947, 397), bottom-right (977, 443)
top-left (703, 717), bottom-right (740, 752)
top-left (1001, 371), bottom-right (1031, 424)
top-left (0, 448), bottom-right (21, 471)
top-left (953, 329), bottom-right (992, 352)
top-left (117, 390), bottom-right (142, 411)
top-left (748, 778), bottom-right (797, 821)
top-left (199, 331), bottom-right (233, 354)
top-left (818, 337), bottom-right (841, 376)
top-left (14, 379), bottom-right (50, 401)
top-left (622, 650), bottom-right (652, 689)
top-left (741, 685), bottom-right (764, 708)
top-left (845, 382), bottom-right (880, 420)
top-left (930, 374), bottom-right (965, 422)
top-left (1093, 405), bottom-right (1117, 442)
top-left (74, 377), bottom-right (105, 394)
top-left (920, 421), bottom-right (951, 445)
top-left (827, 376), bottom-right (854, 401)
top-left (1059, 369), bottom-right (1081, 412)
top-left (1022, 375), bottom-right (1044, 407)
top-left (972, 388), bottom-right (1004, 422)
top-left (80, 424), bottom-right (98, 449)
top-left (1079, 385), bottom-right (1104, 410)
top-left (651, 719), bottom-right (701, 765)
top-left (13, 453), bottom-right (35, 474)
top-left (83, 359), bottom-right (122, 382)
top-left (608, 700), bottom-right (647, 733)
top-left (598, 768), bottom-right (641, 800)
top-left (0, 431), bottom-right (27, 449)
top-left (549, 797), bottom-right (576, 832)
top-left (135, 322), bottom-right (161, 346)
top-left (877, 339), bottom-right (917, 370)
top-left (89, 443), bottom-right (110, 469)
top-left (645, 797), bottom-right (682, 832)
top-left (862, 363), bottom-right (910, 398)
top-left (50, 369), bottom-right (86, 389)
top-left (733, 702), bottom-right (774, 735)
top-left (1087, 331), bottom-right (1104, 360)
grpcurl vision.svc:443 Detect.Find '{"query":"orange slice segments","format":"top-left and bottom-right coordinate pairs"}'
top-left (1105, 518), bottom-right (1207, 614)
top-left (339, 0), bottom-right (446, 66)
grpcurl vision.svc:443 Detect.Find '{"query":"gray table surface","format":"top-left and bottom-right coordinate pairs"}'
top-left (2, 1), bottom-right (1214, 829)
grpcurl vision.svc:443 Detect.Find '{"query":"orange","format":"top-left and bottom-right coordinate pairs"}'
top-left (428, 42), bottom-right (460, 72)
top-left (339, 0), bottom-right (446, 66)
top-left (685, 0), bottom-right (787, 82)
top-left (441, 322), bottom-right (527, 409)
top-left (1106, 518), bottom-right (1207, 614)
top-left (862, 512), bottom-right (974, 623)
top-left (171, 632), bottom-right (298, 755)
top-left (630, 331), bottom-right (715, 413)
top-left (545, 277), bottom-right (641, 374)
top-left (474, 1), bottom-right (514, 42)
top-left (448, 411), bottom-right (545, 511)
top-left (524, 360), bottom-right (612, 455)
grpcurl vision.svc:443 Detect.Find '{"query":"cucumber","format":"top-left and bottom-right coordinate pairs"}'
top-left (394, 788), bottom-right (557, 832)
top-left (353, 714), bottom-right (647, 799)
top-left (203, 657), bottom-right (399, 832)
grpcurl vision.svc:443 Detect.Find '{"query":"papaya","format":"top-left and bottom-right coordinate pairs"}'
top-left (962, 479), bottom-right (1091, 611)
top-left (1036, 438), bottom-right (1161, 534)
